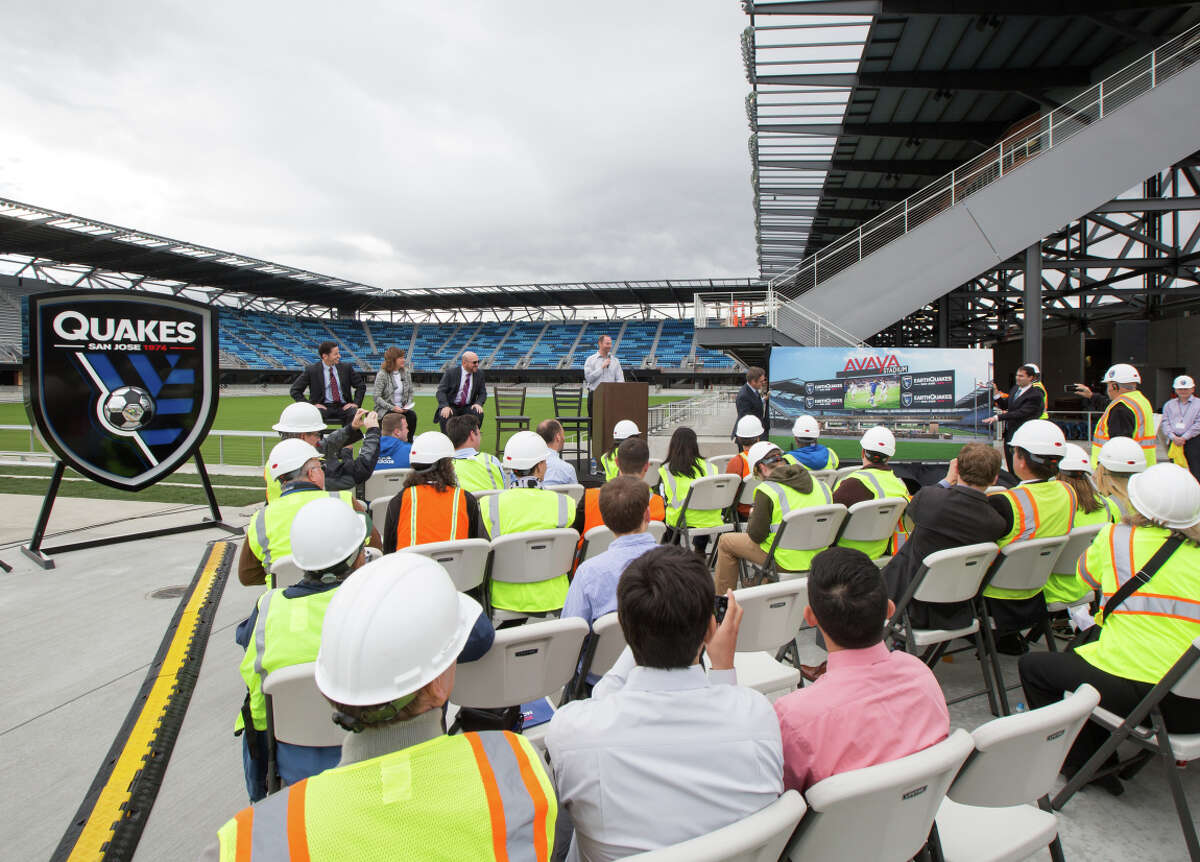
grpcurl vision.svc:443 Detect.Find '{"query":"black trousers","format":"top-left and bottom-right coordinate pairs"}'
top-left (321, 401), bottom-right (358, 427)
top-left (1184, 435), bottom-right (1200, 485)
top-left (437, 404), bottom-right (482, 434)
top-left (1019, 648), bottom-right (1200, 769)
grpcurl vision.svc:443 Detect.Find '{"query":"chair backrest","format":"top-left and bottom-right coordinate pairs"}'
top-left (261, 662), bottom-right (344, 748)
top-left (1051, 524), bottom-right (1105, 574)
top-left (732, 579), bottom-right (810, 653)
top-left (405, 538), bottom-right (491, 592)
top-left (986, 535), bottom-right (1070, 593)
top-left (552, 384), bottom-right (583, 415)
top-left (369, 493), bottom-right (394, 528)
top-left (785, 729), bottom-right (974, 862)
top-left (490, 528), bottom-right (580, 584)
top-left (450, 617), bottom-right (589, 706)
top-left (624, 790), bottom-right (807, 862)
top-left (949, 684), bottom-right (1100, 807)
top-left (589, 612), bottom-right (628, 678)
top-left (363, 468), bottom-right (413, 503)
top-left (648, 521), bottom-right (667, 543)
top-left (834, 464), bottom-right (862, 482)
top-left (269, 555), bottom-right (303, 588)
top-left (810, 469), bottom-right (838, 486)
top-left (363, 546), bottom-right (382, 564)
top-left (471, 488), bottom-right (504, 500)
top-left (494, 385), bottom-right (527, 416)
top-left (684, 474), bottom-right (741, 511)
top-left (911, 542), bottom-right (999, 605)
top-left (739, 476), bottom-right (761, 506)
top-left (986, 485), bottom-right (1008, 495)
top-left (550, 483), bottom-right (585, 504)
top-left (646, 458), bottom-right (663, 476)
top-left (773, 505), bottom-right (848, 553)
top-left (839, 497), bottom-right (908, 544)
top-left (581, 525), bottom-right (616, 561)
top-left (707, 454), bottom-right (734, 473)
top-left (1170, 636), bottom-right (1200, 699)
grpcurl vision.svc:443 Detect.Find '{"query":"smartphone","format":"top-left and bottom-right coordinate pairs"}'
top-left (1063, 384), bottom-right (1077, 393)
top-left (714, 594), bottom-right (729, 624)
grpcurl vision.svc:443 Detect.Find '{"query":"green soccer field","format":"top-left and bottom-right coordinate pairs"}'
top-left (842, 383), bottom-right (901, 410)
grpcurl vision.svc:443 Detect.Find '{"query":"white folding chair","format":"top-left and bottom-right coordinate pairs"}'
top-left (742, 504), bottom-right (847, 587)
top-left (489, 528), bottom-right (580, 623)
top-left (563, 611), bottom-right (630, 703)
top-left (261, 661), bottom-right (344, 792)
top-left (268, 554), bottom-right (303, 590)
top-left (471, 488), bottom-right (504, 500)
top-left (550, 483), bottom-right (585, 505)
top-left (648, 521), bottom-right (667, 543)
top-left (672, 474), bottom-right (740, 555)
top-left (836, 497), bottom-right (908, 562)
top-left (449, 617), bottom-right (589, 748)
top-left (730, 580), bottom-right (808, 702)
top-left (646, 457), bottom-right (663, 477)
top-left (1045, 523), bottom-right (1104, 612)
top-left (1053, 636), bottom-right (1200, 859)
top-left (362, 468), bottom-right (413, 503)
top-left (624, 790), bottom-right (807, 862)
top-left (935, 685), bottom-right (1100, 862)
top-left (406, 538), bottom-right (491, 593)
top-left (783, 729), bottom-right (974, 862)
top-left (579, 525), bottom-right (616, 563)
top-left (369, 493), bottom-right (394, 529)
top-left (986, 485), bottom-right (1009, 495)
top-left (810, 469), bottom-right (838, 486)
top-left (707, 454), bottom-right (734, 473)
top-left (833, 464), bottom-right (862, 483)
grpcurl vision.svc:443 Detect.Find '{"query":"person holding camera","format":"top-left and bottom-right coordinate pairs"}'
top-left (266, 401), bottom-right (380, 502)
top-left (1071, 363), bottom-right (1157, 467)
top-left (984, 362), bottom-right (1047, 473)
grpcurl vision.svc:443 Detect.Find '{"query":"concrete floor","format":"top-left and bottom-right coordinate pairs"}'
top-left (1, 485), bottom-right (1196, 861)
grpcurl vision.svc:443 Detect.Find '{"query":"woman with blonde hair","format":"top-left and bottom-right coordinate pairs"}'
top-left (1044, 443), bottom-right (1120, 607)
top-left (373, 346), bottom-right (416, 442)
top-left (1093, 436), bottom-right (1147, 519)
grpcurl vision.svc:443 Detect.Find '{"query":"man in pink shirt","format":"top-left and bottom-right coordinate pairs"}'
top-left (774, 547), bottom-right (949, 793)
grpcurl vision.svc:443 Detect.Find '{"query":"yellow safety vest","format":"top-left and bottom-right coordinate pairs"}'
top-left (658, 460), bottom-right (723, 529)
top-left (755, 480), bottom-right (834, 572)
top-left (834, 468), bottom-right (910, 559)
top-left (1042, 494), bottom-right (1120, 606)
top-left (453, 452), bottom-right (506, 492)
top-left (215, 731), bottom-right (557, 862)
top-left (480, 488), bottom-right (575, 612)
top-left (1076, 523), bottom-right (1200, 683)
top-left (1091, 389), bottom-right (1156, 466)
top-left (601, 450), bottom-right (619, 482)
top-left (246, 488), bottom-right (356, 587)
top-left (985, 480), bottom-right (1076, 600)
top-left (1033, 381), bottom-right (1050, 420)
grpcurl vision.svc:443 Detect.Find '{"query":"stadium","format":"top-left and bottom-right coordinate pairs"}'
top-left (4, 3), bottom-right (1200, 861)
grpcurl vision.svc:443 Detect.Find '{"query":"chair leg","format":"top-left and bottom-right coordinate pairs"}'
top-left (1052, 719), bottom-right (1134, 809)
top-left (1152, 711), bottom-right (1200, 860)
top-left (976, 600), bottom-right (1011, 715)
top-left (1043, 612), bottom-right (1058, 653)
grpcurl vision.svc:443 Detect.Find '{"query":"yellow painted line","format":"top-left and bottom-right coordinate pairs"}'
top-left (66, 540), bottom-right (234, 861)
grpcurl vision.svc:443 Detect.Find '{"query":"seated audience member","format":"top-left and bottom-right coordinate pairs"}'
top-left (881, 443), bottom-right (1007, 629)
top-left (383, 431), bottom-right (485, 552)
top-left (787, 415), bottom-right (839, 471)
top-left (373, 411), bottom-right (412, 470)
top-left (481, 431), bottom-right (577, 617)
top-left (240, 439), bottom-right (378, 587)
top-left (833, 426), bottom-right (910, 558)
top-left (372, 345), bottom-right (416, 440)
top-left (984, 420), bottom-right (1075, 648)
top-left (774, 547), bottom-right (949, 793)
top-left (266, 401), bottom-right (381, 502)
top-left (204, 554), bottom-right (524, 861)
top-left (547, 546), bottom-right (782, 861)
top-left (1093, 436), bottom-right (1148, 519)
top-left (713, 441), bottom-right (835, 594)
top-left (726, 414), bottom-right (765, 519)
top-left (658, 426), bottom-right (723, 553)
top-left (599, 420), bottom-right (641, 481)
top-left (563, 476), bottom-right (658, 625)
top-left (572, 436), bottom-right (666, 540)
top-left (288, 340), bottom-right (365, 427)
top-left (1020, 463), bottom-right (1200, 796)
top-left (537, 418), bottom-right (579, 487)
top-left (1043, 443), bottom-right (1120, 613)
top-left (446, 413), bottom-right (506, 492)
top-left (236, 497), bottom-right (369, 801)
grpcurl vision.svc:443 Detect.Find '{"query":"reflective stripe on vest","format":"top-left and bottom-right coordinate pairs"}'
top-left (759, 479), bottom-right (831, 523)
top-left (1100, 524), bottom-right (1200, 623)
top-left (467, 732), bottom-right (550, 862)
top-left (1033, 381), bottom-right (1050, 420)
top-left (456, 452), bottom-right (504, 490)
top-left (1108, 494), bottom-right (1129, 520)
top-left (484, 490), bottom-right (570, 538)
top-left (659, 461), bottom-right (720, 527)
top-left (252, 590), bottom-right (275, 699)
top-left (1092, 390), bottom-right (1157, 462)
top-left (250, 489), bottom-right (352, 582)
top-left (757, 480), bottom-right (833, 571)
top-left (397, 486), bottom-right (468, 550)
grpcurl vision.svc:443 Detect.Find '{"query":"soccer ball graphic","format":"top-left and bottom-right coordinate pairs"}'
top-left (103, 386), bottom-right (155, 431)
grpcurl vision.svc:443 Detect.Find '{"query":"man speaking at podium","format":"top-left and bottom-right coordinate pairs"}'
top-left (584, 333), bottom-right (624, 416)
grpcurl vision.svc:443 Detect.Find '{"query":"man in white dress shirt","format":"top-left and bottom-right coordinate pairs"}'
top-left (546, 545), bottom-right (783, 862)
top-left (583, 334), bottom-right (624, 416)
top-left (537, 418), bottom-right (579, 487)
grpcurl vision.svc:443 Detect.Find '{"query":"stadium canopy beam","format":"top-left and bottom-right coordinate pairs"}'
top-left (757, 121), bottom-right (1004, 144)
top-left (755, 67), bottom-right (1092, 93)
top-left (757, 158), bottom-right (961, 177)
top-left (743, 1), bottom-right (1187, 15)
top-left (759, 186), bottom-right (912, 202)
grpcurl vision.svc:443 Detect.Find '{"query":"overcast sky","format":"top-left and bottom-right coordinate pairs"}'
top-left (0, 2), bottom-right (757, 291)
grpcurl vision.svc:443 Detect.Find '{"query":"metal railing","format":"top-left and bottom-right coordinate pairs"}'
top-left (693, 291), bottom-right (863, 346)
top-left (767, 22), bottom-right (1200, 302)
top-left (0, 425), bottom-right (275, 469)
top-left (647, 392), bottom-right (729, 435)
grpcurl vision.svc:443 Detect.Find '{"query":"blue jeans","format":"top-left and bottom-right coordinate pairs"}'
top-left (242, 734), bottom-right (342, 801)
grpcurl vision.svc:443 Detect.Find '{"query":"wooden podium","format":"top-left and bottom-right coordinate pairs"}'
top-left (592, 382), bottom-right (649, 459)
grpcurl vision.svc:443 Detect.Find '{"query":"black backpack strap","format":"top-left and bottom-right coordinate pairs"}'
top-left (1102, 536), bottom-right (1184, 618)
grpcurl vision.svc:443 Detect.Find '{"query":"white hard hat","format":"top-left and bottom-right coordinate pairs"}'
top-left (747, 441), bottom-right (782, 473)
top-left (266, 439), bottom-right (323, 481)
top-left (290, 497), bottom-right (368, 572)
top-left (734, 415), bottom-right (765, 438)
top-left (792, 415), bottom-right (820, 438)
top-left (410, 431), bottom-right (455, 466)
top-left (1059, 443), bottom-right (1093, 475)
top-left (613, 419), bottom-right (641, 440)
top-left (503, 430), bottom-right (551, 470)
top-left (1011, 419), bottom-right (1067, 459)
top-left (316, 553), bottom-right (481, 706)
top-left (860, 425), bottom-right (896, 457)
top-left (1174, 375), bottom-right (1195, 390)
top-left (1128, 463), bottom-right (1200, 529)
top-left (1022, 363), bottom-right (1041, 375)
top-left (273, 402), bottom-right (327, 433)
top-left (1097, 437), bottom-right (1148, 474)
top-left (1102, 363), bottom-right (1141, 385)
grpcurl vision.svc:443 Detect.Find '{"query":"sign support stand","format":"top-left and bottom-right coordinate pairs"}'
top-left (20, 455), bottom-right (240, 571)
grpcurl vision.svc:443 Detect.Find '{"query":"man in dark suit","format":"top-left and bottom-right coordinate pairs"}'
top-left (436, 351), bottom-right (487, 433)
top-left (732, 366), bottom-right (769, 440)
top-left (289, 341), bottom-right (365, 427)
top-left (984, 363), bottom-right (1047, 473)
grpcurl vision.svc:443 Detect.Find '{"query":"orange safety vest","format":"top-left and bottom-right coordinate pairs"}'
top-left (1092, 390), bottom-right (1157, 464)
top-left (726, 451), bottom-right (752, 516)
top-left (577, 486), bottom-right (666, 548)
top-left (394, 485), bottom-right (470, 551)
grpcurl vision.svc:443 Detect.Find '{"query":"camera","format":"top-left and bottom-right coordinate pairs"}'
top-left (714, 595), bottom-right (728, 624)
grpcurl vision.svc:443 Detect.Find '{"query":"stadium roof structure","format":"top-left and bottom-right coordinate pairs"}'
top-left (742, 0), bottom-right (1200, 278)
top-left (0, 197), bottom-right (759, 319)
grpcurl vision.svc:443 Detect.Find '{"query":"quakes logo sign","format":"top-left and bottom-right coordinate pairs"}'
top-left (25, 291), bottom-right (218, 490)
